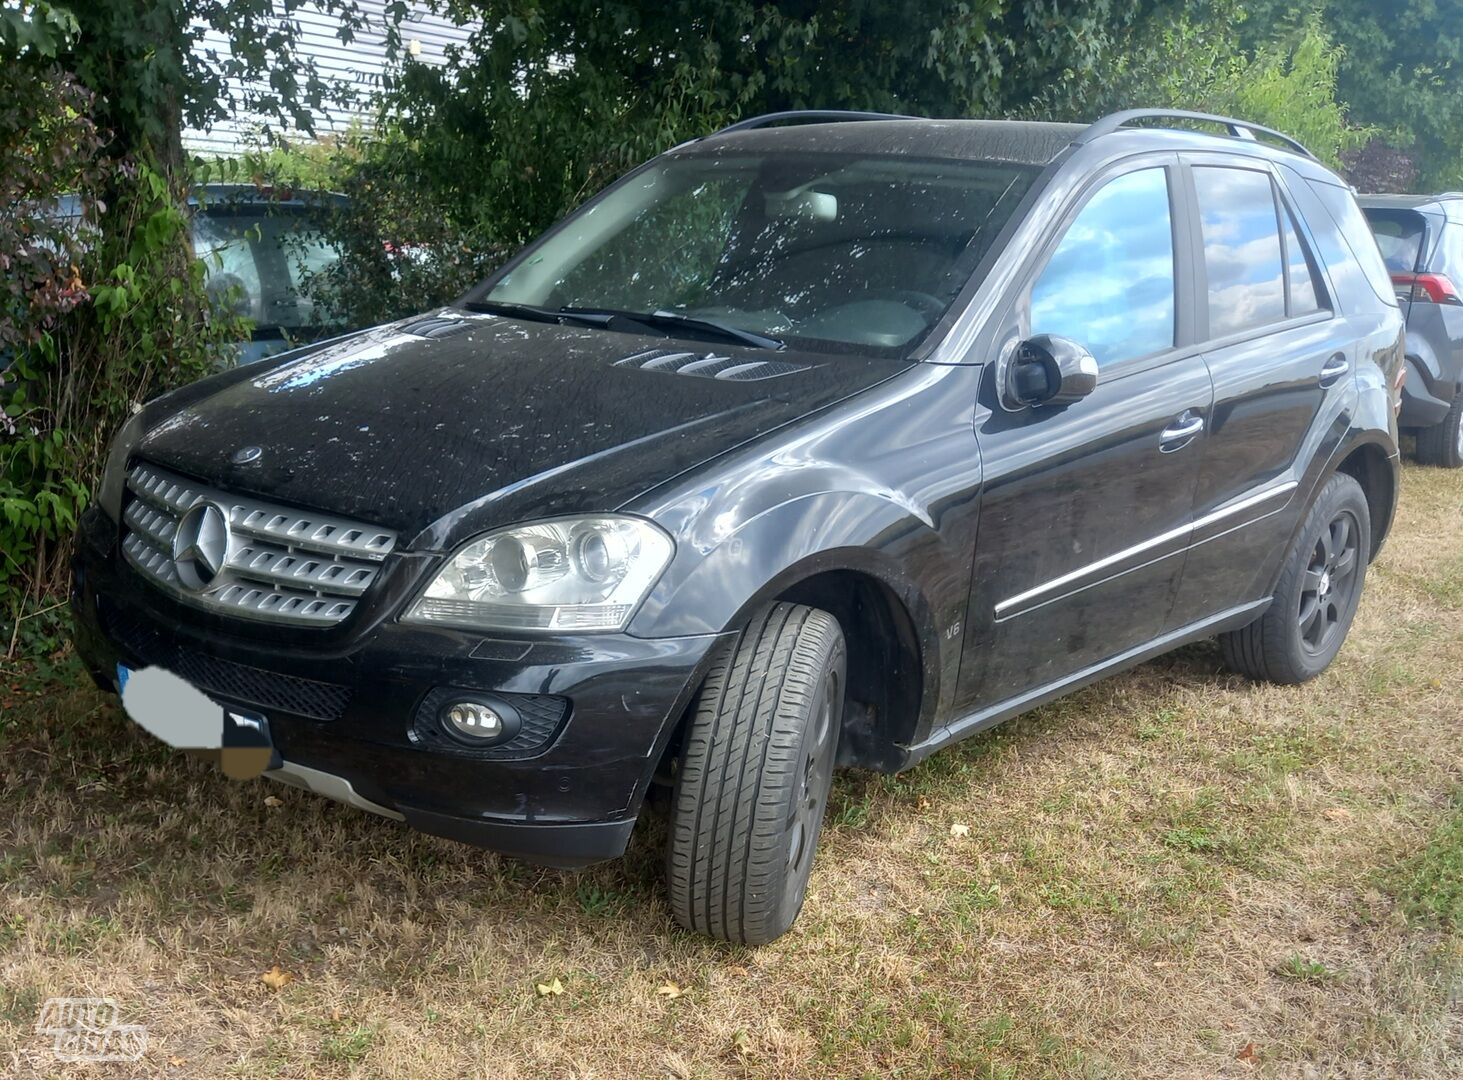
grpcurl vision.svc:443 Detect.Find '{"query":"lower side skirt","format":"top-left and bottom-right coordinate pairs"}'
top-left (899, 599), bottom-right (1271, 769)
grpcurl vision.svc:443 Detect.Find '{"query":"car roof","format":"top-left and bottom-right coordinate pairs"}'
top-left (1358, 193), bottom-right (1463, 221)
top-left (190, 183), bottom-right (348, 212)
top-left (687, 118), bottom-right (1086, 166)
top-left (679, 113), bottom-right (1331, 176)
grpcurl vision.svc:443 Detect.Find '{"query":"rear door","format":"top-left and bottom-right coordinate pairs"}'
top-left (1167, 155), bottom-right (1357, 625)
top-left (958, 155), bottom-right (1213, 711)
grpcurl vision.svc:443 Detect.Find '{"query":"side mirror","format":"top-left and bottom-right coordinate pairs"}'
top-left (1005, 334), bottom-right (1098, 408)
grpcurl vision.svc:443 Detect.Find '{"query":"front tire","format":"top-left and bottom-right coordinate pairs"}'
top-left (1220, 471), bottom-right (1370, 684)
top-left (666, 602), bottom-right (845, 944)
top-left (1415, 393), bottom-right (1463, 468)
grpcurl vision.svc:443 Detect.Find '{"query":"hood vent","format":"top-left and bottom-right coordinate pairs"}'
top-left (401, 314), bottom-right (475, 340)
top-left (614, 349), bottom-right (805, 381)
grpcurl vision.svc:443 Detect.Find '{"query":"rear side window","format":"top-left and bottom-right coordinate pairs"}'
top-left (1306, 180), bottom-right (1399, 308)
top-left (1029, 167), bottom-right (1176, 367)
top-left (1279, 202), bottom-right (1323, 315)
top-left (1193, 167), bottom-right (1287, 337)
top-left (1364, 209), bottom-right (1427, 273)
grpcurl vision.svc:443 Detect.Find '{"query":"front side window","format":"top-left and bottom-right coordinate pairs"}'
top-left (1029, 167), bottom-right (1176, 367)
top-left (488, 152), bottom-right (1038, 356)
top-left (1194, 167), bottom-right (1287, 338)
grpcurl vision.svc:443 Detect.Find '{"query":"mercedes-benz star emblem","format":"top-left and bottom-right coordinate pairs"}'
top-left (172, 501), bottom-right (231, 591)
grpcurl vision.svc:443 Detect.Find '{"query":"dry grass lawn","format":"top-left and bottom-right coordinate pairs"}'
top-left (2, 463), bottom-right (1460, 1078)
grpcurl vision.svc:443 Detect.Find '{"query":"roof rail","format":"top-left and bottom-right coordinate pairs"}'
top-left (712, 110), bottom-right (920, 136)
top-left (1079, 109), bottom-right (1318, 161)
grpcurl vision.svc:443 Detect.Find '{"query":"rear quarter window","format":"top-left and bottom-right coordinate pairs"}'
top-left (1431, 221), bottom-right (1463, 282)
top-left (1363, 208), bottom-right (1427, 274)
top-left (1305, 180), bottom-right (1399, 309)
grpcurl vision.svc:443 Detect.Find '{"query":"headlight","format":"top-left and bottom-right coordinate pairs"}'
top-left (98, 408), bottom-right (149, 522)
top-left (404, 516), bottom-right (674, 633)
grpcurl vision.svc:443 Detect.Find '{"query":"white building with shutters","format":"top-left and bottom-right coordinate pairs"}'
top-left (183, 0), bottom-right (474, 156)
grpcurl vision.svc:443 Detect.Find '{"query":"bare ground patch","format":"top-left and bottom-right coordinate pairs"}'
top-left (2, 464), bottom-right (1460, 1077)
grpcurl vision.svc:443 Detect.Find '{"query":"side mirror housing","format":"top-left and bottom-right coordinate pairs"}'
top-left (1005, 334), bottom-right (1098, 408)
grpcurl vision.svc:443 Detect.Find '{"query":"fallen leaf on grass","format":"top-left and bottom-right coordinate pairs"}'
top-left (260, 965), bottom-right (293, 991)
top-left (1236, 1042), bottom-right (1259, 1065)
top-left (535, 977), bottom-right (564, 997)
top-left (263, 795), bottom-right (283, 808)
top-left (949, 822), bottom-right (971, 837)
top-left (656, 981), bottom-right (684, 999)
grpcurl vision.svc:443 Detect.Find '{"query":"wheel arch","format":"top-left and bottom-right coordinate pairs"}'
top-left (1333, 439), bottom-right (1397, 560)
top-left (773, 568), bottom-right (926, 772)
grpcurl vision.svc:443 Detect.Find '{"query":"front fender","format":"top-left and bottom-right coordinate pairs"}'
top-left (631, 488), bottom-right (957, 641)
top-left (625, 362), bottom-right (984, 730)
top-left (627, 488), bottom-right (965, 738)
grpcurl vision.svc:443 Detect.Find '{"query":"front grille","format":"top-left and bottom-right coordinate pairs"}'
top-left (120, 462), bottom-right (398, 626)
top-left (101, 601), bottom-right (351, 721)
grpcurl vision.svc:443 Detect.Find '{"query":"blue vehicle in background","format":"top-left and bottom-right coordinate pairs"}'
top-left (55, 184), bottom-right (349, 365)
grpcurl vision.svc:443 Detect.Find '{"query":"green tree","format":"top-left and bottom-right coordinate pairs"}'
top-left (1242, 0), bottom-right (1463, 188)
top-left (1, 0), bottom-right (362, 651)
top-left (1027, 3), bottom-right (1364, 169)
top-left (296, 0), bottom-right (1162, 325)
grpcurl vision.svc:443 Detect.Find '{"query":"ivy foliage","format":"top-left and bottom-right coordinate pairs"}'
top-left (1, 2), bottom-right (296, 655)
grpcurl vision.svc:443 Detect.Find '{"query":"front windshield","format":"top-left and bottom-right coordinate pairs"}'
top-left (484, 151), bottom-right (1038, 356)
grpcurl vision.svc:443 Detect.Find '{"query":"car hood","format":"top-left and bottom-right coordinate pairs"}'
top-left (137, 311), bottom-right (908, 546)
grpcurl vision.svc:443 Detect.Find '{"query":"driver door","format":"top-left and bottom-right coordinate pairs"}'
top-left (957, 157), bottom-right (1213, 712)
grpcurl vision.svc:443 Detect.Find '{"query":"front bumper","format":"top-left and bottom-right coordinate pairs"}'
top-left (71, 506), bottom-right (725, 867)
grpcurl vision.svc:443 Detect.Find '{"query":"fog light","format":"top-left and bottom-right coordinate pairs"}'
top-left (443, 700), bottom-right (504, 741)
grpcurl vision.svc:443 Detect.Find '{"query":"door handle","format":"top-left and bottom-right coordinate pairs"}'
top-left (1319, 354), bottom-right (1350, 387)
top-left (1159, 410), bottom-right (1205, 453)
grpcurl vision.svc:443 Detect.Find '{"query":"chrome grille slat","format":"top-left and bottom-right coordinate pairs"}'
top-left (228, 517), bottom-right (393, 562)
top-left (120, 462), bottom-right (398, 627)
top-left (122, 499), bottom-right (179, 553)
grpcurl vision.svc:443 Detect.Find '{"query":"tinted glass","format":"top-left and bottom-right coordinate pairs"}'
top-left (490, 153), bottom-right (1038, 356)
top-left (1433, 221), bottom-right (1463, 281)
top-left (1029, 167), bottom-right (1175, 366)
top-left (193, 215), bottom-right (263, 322)
top-left (193, 210), bottom-right (342, 329)
top-left (1280, 202), bottom-right (1322, 314)
top-left (1364, 208), bottom-right (1427, 273)
top-left (1307, 180), bottom-right (1399, 308)
top-left (1194, 167), bottom-right (1286, 337)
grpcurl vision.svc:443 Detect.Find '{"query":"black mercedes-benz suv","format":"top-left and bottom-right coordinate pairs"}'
top-left (73, 109), bottom-right (1404, 944)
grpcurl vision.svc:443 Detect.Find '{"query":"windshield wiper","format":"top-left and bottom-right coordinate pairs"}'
top-left (560, 307), bottom-right (785, 351)
top-left (464, 300), bottom-right (784, 350)
top-left (462, 299), bottom-right (613, 328)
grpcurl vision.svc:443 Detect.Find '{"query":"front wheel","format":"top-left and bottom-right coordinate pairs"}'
top-left (1219, 471), bottom-right (1371, 684)
top-left (666, 602), bottom-right (845, 944)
